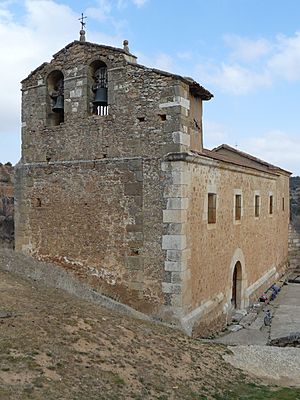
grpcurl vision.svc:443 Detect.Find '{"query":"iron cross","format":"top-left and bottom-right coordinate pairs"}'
top-left (79, 13), bottom-right (87, 30)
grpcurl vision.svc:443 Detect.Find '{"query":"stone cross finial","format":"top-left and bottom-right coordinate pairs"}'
top-left (123, 40), bottom-right (130, 54)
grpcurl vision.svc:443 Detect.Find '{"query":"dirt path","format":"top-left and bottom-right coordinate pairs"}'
top-left (215, 281), bottom-right (300, 387)
top-left (224, 345), bottom-right (300, 387)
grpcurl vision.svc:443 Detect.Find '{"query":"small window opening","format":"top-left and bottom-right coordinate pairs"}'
top-left (208, 193), bottom-right (217, 224)
top-left (269, 195), bottom-right (273, 214)
top-left (137, 116), bottom-right (145, 122)
top-left (235, 194), bottom-right (242, 221)
top-left (159, 114), bottom-right (167, 121)
top-left (255, 195), bottom-right (260, 217)
top-left (282, 197), bottom-right (285, 211)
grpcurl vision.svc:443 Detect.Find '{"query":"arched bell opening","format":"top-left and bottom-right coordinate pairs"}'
top-left (231, 261), bottom-right (242, 309)
top-left (90, 60), bottom-right (108, 116)
top-left (47, 70), bottom-right (64, 126)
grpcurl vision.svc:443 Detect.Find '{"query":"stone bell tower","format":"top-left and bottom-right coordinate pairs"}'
top-left (15, 21), bottom-right (213, 330)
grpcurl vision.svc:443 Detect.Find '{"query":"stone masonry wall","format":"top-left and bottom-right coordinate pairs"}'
top-left (0, 164), bottom-right (14, 248)
top-left (289, 177), bottom-right (300, 269)
top-left (288, 224), bottom-right (300, 269)
top-left (15, 157), bottom-right (169, 314)
top-left (161, 154), bottom-right (289, 335)
top-left (190, 160), bottom-right (289, 335)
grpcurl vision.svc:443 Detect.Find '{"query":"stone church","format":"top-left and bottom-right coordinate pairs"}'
top-left (15, 31), bottom-right (290, 335)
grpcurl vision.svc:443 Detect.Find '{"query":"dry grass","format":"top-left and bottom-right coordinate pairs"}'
top-left (0, 254), bottom-right (299, 399)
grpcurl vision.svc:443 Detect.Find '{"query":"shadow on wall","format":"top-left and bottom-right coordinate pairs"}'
top-left (0, 163), bottom-right (14, 249)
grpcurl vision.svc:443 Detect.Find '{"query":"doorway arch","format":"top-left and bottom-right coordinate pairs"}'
top-left (227, 248), bottom-right (248, 310)
top-left (232, 261), bottom-right (242, 309)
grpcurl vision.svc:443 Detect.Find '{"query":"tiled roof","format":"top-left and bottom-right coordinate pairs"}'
top-left (196, 144), bottom-right (291, 175)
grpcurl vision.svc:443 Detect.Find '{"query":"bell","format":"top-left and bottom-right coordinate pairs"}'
top-left (52, 95), bottom-right (64, 113)
top-left (93, 87), bottom-right (108, 106)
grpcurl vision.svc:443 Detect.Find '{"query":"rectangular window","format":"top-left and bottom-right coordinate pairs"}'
top-left (235, 194), bottom-right (242, 220)
top-left (269, 195), bottom-right (273, 215)
top-left (282, 197), bottom-right (285, 211)
top-left (208, 193), bottom-right (217, 224)
top-left (255, 195), bottom-right (260, 217)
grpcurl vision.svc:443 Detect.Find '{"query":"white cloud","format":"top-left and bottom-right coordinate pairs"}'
top-left (240, 130), bottom-right (299, 175)
top-left (268, 32), bottom-right (300, 81)
top-left (203, 120), bottom-right (228, 149)
top-left (0, 1), bottom-right (77, 132)
top-left (224, 34), bottom-right (272, 62)
top-left (116, 0), bottom-right (127, 9)
top-left (132, 0), bottom-right (148, 7)
top-left (0, 0), bottom-right (16, 20)
top-left (0, 7), bottom-right (12, 21)
top-left (177, 51), bottom-right (192, 60)
top-left (197, 31), bottom-right (300, 95)
top-left (153, 53), bottom-right (174, 71)
top-left (136, 51), bottom-right (176, 72)
top-left (197, 62), bottom-right (271, 95)
top-left (85, 0), bottom-right (112, 22)
top-left (111, 0), bottom-right (148, 8)
top-left (199, 120), bottom-right (300, 175)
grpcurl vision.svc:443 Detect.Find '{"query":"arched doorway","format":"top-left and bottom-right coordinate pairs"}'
top-left (231, 261), bottom-right (242, 309)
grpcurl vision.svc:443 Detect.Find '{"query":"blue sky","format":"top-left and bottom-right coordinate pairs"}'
top-left (1, 0), bottom-right (300, 175)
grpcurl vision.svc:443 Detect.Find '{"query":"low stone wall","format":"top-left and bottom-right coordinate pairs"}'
top-left (288, 224), bottom-right (300, 269)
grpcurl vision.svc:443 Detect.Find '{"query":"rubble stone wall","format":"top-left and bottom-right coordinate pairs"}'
top-left (288, 177), bottom-right (300, 270)
top-left (0, 164), bottom-right (14, 248)
top-left (15, 157), bottom-right (169, 314)
top-left (288, 224), bottom-right (300, 269)
top-left (161, 154), bottom-right (289, 335)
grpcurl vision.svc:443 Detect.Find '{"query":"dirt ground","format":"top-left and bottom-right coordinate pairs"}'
top-left (0, 252), bottom-right (246, 400)
top-left (0, 250), bottom-right (299, 400)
